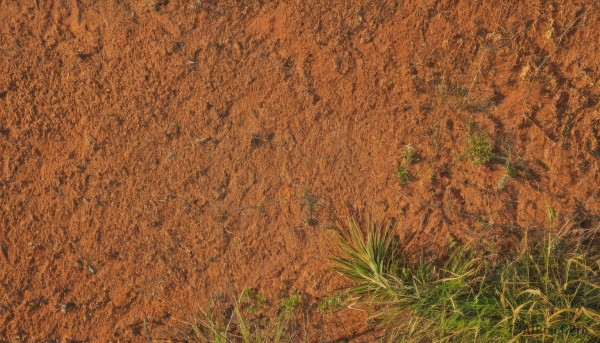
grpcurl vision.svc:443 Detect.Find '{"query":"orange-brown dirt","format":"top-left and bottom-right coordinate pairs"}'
top-left (1, 0), bottom-right (599, 341)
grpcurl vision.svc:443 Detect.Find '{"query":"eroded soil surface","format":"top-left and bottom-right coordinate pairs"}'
top-left (1, 0), bottom-right (599, 341)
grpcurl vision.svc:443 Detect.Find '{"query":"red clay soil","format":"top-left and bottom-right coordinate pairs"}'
top-left (1, 0), bottom-right (599, 341)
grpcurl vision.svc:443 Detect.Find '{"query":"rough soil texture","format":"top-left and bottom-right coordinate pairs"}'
top-left (1, 0), bottom-right (599, 341)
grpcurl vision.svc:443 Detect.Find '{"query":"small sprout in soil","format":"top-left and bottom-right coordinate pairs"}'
top-left (302, 189), bottom-right (320, 226)
top-left (251, 134), bottom-right (264, 147)
top-left (256, 294), bottom-right (267, 306)
top-left (496, 159), bottom-right (525, 190)
top-left (441, 164), bottom-right (451, 177)
top-left (241, 287), bottom-right (257, 297)
top-left (496, 174), bottom-right (511, 190)
top-left (466, 119), bottom-right (479, 132)
top-left (465, 134), bottom-right (494, 165)
top-left (280, 294), bottom-right (301, 314)
top-left (396, 164), bottom-right (411, 186)
top-left (401, 143), bottom-right (418, 165)
top-left (396, 144), bottom-right (417, 186)
top-left (481, 219), bottom-right (494, 230)
top-left (318, 295), bottom-right (344, 312)
top-left (242, 287), bottom-right (268, 314)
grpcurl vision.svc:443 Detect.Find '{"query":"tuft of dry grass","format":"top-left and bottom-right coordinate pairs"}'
top-left (165, 289), bottom-right (307, 343)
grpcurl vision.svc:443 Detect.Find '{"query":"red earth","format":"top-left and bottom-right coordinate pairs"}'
top-left (1, 0), bottom-right (599, 341)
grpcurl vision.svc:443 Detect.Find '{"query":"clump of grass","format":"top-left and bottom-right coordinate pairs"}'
top-left (497, 230), bottom-right (600, 342)
top-left (466, 134), bottom-right (495, 165)
top-left (401, 143), bottom-right (418, 165)
top-left (396, 144), bottom-right (418, 186)
top-left (396, 165), bottom-right (411, 186)
top-left (330, 218), bottom-right (400, 297)
top-left (183, 288), bottom-right (307, 342)
top-left (330, 219), bottom-right (600, 342)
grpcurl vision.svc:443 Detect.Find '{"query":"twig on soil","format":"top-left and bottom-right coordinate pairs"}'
top-left (144, 316), bottom-right (152, 342)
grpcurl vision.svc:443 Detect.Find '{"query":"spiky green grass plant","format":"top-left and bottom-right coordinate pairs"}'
top-left (331, 219), bottom-right (401, 297)
top-left (331, 219), bottom-right (600, 342)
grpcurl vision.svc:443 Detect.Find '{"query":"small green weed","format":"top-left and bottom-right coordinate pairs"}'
top-left (401, 143), bottom-right (418, 165)
top-left (317, 295), bottom-right (344, 312)
top-left (242, 287), bottom-right (268, 314)
top-left (396, 165), bottom-right (411, 186)
top-left (280, 294), bottom-right (301, 314)
top-left (466, 134), bottom-right (494, 165)
top-left (302, 189), bottom-right (320, 226)
top-left (495, 141), bottom-right (528, 190)
top-left (396, 144), bottom-right (417, 186)
top-left (497, 160), bottom-right (526, 189)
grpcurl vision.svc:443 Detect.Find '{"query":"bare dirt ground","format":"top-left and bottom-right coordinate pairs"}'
top-left (1, 0), bottom-right (599, 341)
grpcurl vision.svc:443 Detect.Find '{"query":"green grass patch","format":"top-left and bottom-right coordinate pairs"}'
top-left (396, 144), bottom-right (418, 186)
top-left (466, 134), bottom-right (495, 165)
top-left (396, 165), bottom-right (411, 186)
top-left (401, 143), bottom-right (418, 165)
top-left (330, 219), bottom-right (600, 342)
